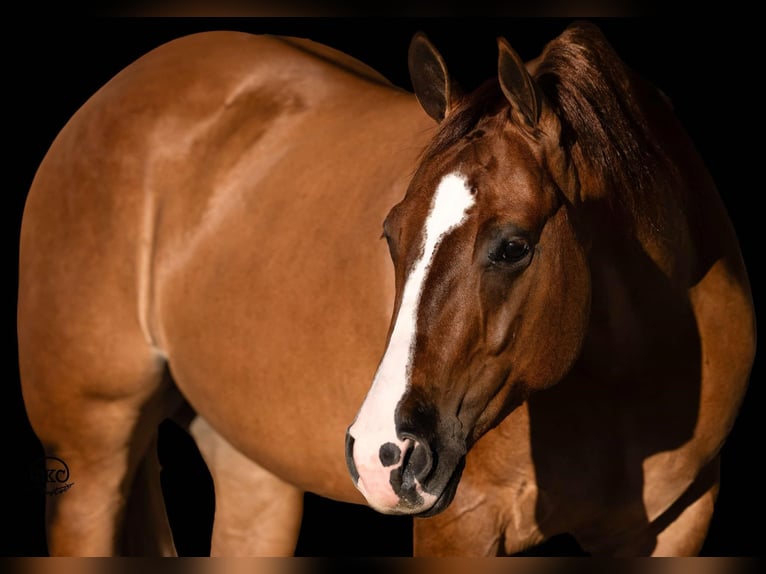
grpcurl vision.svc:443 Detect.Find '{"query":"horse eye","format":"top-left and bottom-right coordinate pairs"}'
top-left (489, 238), bottom-right (530, 265)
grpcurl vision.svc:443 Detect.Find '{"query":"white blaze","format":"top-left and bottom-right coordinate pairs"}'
top-left (349, 171), bottom-right (475, 509)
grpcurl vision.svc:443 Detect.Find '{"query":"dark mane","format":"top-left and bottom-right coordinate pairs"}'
top-left (534, 21), bottom-right (675, 229)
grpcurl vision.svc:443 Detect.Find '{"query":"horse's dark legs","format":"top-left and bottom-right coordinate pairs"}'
top-left (189, 416), bottom-right (304, 556)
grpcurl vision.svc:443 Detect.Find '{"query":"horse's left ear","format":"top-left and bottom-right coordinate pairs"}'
top-left (408, 32), bottom-right (461, 122)
top-left (497, 37), bottom-right (542, 126)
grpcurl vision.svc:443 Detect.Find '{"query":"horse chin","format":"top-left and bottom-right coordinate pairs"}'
top-left (414, 455), bottom-right (466, 518)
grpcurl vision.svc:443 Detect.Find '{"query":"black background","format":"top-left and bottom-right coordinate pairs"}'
top-left (5, 18), bottom-right (762, 557)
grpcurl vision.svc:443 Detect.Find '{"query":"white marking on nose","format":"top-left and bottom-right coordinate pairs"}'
top-left (348, 171), bottom-right (475, 507)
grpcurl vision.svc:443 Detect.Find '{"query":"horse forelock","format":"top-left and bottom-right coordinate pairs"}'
top-left (419, 79), bottom-right (507, 164)
top-left (532, 21), bottom-right (675, 232)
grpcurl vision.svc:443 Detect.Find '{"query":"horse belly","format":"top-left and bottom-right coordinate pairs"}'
top-left (157, 181), bottom-right (391, 501)
top-left (153, 100), bottom-right (433, 502)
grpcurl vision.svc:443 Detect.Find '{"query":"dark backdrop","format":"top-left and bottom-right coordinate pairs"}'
top-left (6, 18), bottom-right (761, 557)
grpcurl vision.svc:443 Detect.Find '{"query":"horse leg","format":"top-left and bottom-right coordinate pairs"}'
top-left (121, 431), bottom-right (178, 556)
top-left (647, 456), bottom-right (720, 556)
top-left (576, 456), bottom-right (720, 556)
top-left (189, 416), bottom-right (304, 556)
top-left (19, 329), bottom-right (178, 556)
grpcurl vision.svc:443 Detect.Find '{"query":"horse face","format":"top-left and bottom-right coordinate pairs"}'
top-left (345, 34), bottom-right (591, 516)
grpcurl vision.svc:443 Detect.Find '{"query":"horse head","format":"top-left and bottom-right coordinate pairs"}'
top-left (345, 32), bottom-right (593, 516)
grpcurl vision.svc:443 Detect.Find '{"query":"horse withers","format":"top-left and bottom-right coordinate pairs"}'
top-left (18, 21), bottom-right (755, 556)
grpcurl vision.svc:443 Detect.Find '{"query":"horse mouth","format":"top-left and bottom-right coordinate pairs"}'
top-left (413, 455), bottom-right (466, 517)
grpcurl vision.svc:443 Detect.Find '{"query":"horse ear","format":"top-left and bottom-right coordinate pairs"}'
top-left (408, 32), bottom-right (460, 122)
top-left (497, 37), bottom-right (541, 126)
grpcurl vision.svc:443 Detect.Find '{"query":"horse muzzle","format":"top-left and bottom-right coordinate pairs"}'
top-left (344, 428), bottom-right (465, 516)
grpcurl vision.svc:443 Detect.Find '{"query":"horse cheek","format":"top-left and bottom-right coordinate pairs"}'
top-left (515, 239), bottom-right (590, 392)
top-left (539, 228), bottom-right (591, 387)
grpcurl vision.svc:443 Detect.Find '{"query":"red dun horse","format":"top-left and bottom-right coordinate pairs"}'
top-left (18, 22), bottom-right (755, 556)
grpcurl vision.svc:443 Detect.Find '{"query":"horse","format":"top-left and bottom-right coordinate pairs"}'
top-left (17, 21), bottom-right (755, 557)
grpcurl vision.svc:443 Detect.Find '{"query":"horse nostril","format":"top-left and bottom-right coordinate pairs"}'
top-left (398, 436), bottom-right (433, 492)
top-left (345, 431), bottom-right (359, 483)
top-left (409, 441), bottom-right (432, 479)
top-left (379, 442), bottom-right (401, 467)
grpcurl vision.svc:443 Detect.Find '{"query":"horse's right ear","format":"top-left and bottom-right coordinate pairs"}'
top-left (408, 32), bottom-right (460, 122)
top-left (497, 36), bottom-right (541, 127)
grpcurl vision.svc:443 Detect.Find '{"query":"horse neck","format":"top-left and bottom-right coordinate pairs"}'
top-left (578, 67), bottom-right (703, 287)
top-left (573, 116), bottom-right (701, 379)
